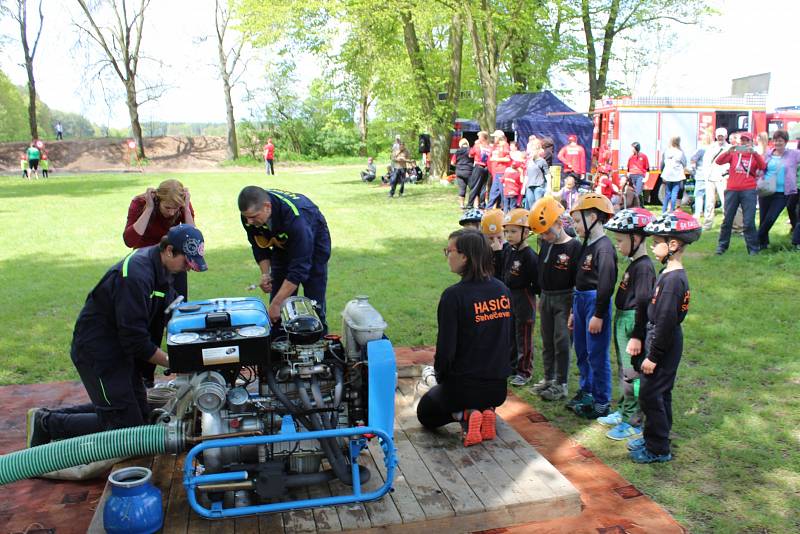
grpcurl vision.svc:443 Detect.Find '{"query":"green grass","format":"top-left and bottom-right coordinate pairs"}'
top-left (1, 168), bottom-right (799, 532)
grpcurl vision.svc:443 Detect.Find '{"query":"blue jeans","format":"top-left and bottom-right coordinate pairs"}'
top-left (757, 193), bottom-right (787, 248)
top-left (572, 289), bottom-right (613, 406)
top-left (523, 185), bottom-right (546, 209)
top-left (265, 158), bottom-right (274, 175)
top-left (629, 174), bottom-right (644, 196)
top-left (693, 180), bottom-right (706, 218)
top-left (503, 195), bottom-right (519, 212)
top-left (486, 173), bottom-right (504, 209)
top-left (718, 189), bottom-right (759, 254)
top-left (662, 181), bottom-right (681, 212)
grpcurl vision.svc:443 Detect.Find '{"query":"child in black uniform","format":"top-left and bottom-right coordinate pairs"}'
top-left (627, 210), bottom-right (701, 463)
top-left (567, 193), bottom-right (618, 419)
top-left (417, 229), bottom-right (512, 447)
top-left (492, 208), bottom-right (539, 387)
top-left (528, 196), bottom-right (581, 401)
top-left (600, 208), bottom-right (656, 441)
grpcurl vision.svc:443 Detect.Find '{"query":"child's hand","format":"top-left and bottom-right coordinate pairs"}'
top-left (567, 313), bottom-right (573, 331)
top-left (641, 358), bottom-right (657, 374)
top-left (626, 338), bottom-right (642, 356)
top-left (588, 316), bottom-right (603, 334)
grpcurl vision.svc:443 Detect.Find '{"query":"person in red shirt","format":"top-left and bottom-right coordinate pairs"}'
top-left (626, 142), bottom-right (650, 199)
top-left (263, 138), bottom-right (276, 175)
top-left (487, 130), bottom-right (511, 209)
top-left (123, 179), bottom-right (195, 386)
top-left (714, 132), bottom-right (765, 256)
top-left (557, 134), bottom-right (587, 184)
top-left (502, 156), bottom-right (524, 212)
top-left (467, 131), bottom-right (492, 208)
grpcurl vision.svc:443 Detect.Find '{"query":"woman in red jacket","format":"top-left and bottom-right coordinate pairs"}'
top-left (122, 178), bottom-right (195, 386)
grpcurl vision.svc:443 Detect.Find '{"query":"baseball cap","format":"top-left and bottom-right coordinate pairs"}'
top-left (738, 131), bottom-right (753, 141)
top-left (714, 127), bottom-right (728, 138)
top-left (567, 134), bottom-right (577, 142)
top-left (167, 224), bottom-right (207, 272)
top-left (491, 129), bottom-right (505, 138)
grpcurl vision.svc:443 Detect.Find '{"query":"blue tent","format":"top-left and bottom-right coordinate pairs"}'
top-left (495, 91), bottom-right (593, 169)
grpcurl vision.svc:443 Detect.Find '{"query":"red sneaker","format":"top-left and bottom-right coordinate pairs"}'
top-left (462, 410), bottom-right (483, 447)
top-left (481, 408), bottom-right (496, 441)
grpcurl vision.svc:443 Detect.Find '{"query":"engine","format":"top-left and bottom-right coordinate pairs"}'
top-left (155, 295), bottom-right (396, 518)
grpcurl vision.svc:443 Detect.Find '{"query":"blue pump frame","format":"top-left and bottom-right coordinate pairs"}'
top-left (182, 339), bottom-right (397, 519)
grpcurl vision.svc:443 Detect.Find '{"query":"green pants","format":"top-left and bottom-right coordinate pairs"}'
top-left (613, 309), bottom-right (642, 426)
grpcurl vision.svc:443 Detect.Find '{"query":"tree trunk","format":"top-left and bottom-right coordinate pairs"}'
top-left (357, 91), bottom-right (368, 157)
top-left (26, 68), bottom-right (38, 139)
top-left (125, 80), bottom-right (145, 159)
top-left (222, 73), bottom-right (238, 160)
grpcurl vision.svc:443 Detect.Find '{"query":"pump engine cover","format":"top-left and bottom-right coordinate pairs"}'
top-left (166, 297), bottom-right (270, 372)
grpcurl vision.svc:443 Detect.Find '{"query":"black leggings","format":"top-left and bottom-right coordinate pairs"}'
top-left (467, 166), bottom-right (489, 207)
top-left (416, 379), bottom-right (507, 429)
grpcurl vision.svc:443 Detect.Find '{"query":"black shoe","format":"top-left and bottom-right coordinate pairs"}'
top-left (26, 408), bottom-right (51, 448)
top-left (575, 403), bottom-right (610, 419)
top-left (715, 248), bottom-right (725, 255)
top-left (565, 389), bottom-right (591, 410)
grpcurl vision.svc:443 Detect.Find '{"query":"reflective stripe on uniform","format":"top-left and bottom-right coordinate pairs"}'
top-left (269, 190), bottom-right (300, 216)
top-left (121, 250), bottom-right (138, 278)
top-left (98, 378), bottom-right (111, 406)
top-left (151, 290), bottom-right (165, 298)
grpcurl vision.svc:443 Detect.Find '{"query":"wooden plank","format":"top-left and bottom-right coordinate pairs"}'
top-left (150, 453), bottom-right (178, 521)
top-left (282, 486), bottom-right (317, 533)
top-left (306, 480), bottom-right (342, 532)
top-left (355, 446), bottom-right (402, 527)
top-left (258, 511), bottom-right (285, 533)
top-left (391, 432), bottom-right (453, 520)
top-left (162, 454), bottom-right (191, 534)
top-left (400, 427), bottom-right (485, 515)
top-left (494, 418), bottom-right (580, 499)
top-left (365, 437), bottom-right (425, 524)
top-left (327, 475), bottom-right (371, 531)
top-left (234, 514), bottom-right (261, 534)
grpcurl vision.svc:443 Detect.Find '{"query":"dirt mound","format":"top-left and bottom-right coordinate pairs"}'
top-left (0, 136), bottom-right (229, 172)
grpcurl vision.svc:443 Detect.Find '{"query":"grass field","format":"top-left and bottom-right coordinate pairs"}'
top-left (0, 168), bottom-right (798, 533)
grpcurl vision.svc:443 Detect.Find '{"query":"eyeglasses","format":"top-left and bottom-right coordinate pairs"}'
top-left (443, 248), bottom-right (456, 257)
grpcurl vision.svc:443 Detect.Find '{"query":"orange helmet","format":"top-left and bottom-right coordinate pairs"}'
top-left (503, 208), bottom-right (530, 228)
top-left (480, 208), bottom-right (505, 235)
top-left (528, 196), bottom-right (565, 234)
top-left (569, 192), bottom-right (614, 216)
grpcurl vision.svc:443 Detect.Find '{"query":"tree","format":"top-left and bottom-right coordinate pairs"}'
top-left (214, 0), bottom-right (246, 160)
top-left (75, 0), bottom-right (154, 159)
top-left (578, 0), bottom-right (711, 111)
top-left (2, 0), bottom-right (44, 139)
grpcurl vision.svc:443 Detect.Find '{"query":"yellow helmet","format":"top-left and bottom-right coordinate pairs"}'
top-left (528, 196), bottom-right (565, 234)
top-left (569, 192), bottom-right (615, 216)
top-left (503, 208), bottom-right (530, 228)
top-left (480, 208), bottom-right (505, 235)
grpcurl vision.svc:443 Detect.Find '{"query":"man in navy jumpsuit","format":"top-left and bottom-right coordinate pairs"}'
top-left (238, 186), bottom-right (332, 330)
top-left (25, 225), bottom-right (208, 446)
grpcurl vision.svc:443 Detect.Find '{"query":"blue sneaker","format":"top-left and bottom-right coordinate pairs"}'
top-left (626, 437), bottom-right (646, 451)
top-left (596, 410), bottom-right (622, 426)
top-left (629, 447), bottom-right (672, 463)
top-left (607, 422), bottom-right (642, 441)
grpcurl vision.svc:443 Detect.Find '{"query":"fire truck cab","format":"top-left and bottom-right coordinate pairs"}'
top-left (767, 107), bottom-right (800, 148)
top-left (592, 95), bottom-right (767, 203)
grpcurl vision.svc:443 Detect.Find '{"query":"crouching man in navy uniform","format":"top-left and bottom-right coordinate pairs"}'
top-left (25, 225), bottom-right (208, 447)
top-left (238, 186), bottom-right (332, 329)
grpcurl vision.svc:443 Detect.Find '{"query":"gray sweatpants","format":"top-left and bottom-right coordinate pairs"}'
top-left (539, 289), bottom-right (573, 384)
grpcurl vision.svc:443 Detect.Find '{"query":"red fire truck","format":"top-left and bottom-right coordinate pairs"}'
top-left (592, 95), bottom-right (767, 203)
top-left (767, 107), bottom-right (800, 147)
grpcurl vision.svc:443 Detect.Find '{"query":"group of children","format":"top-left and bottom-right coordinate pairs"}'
top-left (456, 192), bottom-right (701, 463)
top-left (20, 140), bottom-right (51, 179)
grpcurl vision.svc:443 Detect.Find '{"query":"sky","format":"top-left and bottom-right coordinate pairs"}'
top-left (1, 0), bottom-right (798, 130)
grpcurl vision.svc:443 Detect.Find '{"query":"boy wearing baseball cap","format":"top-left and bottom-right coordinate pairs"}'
top-left (25, 225), bottom-right (208, 447)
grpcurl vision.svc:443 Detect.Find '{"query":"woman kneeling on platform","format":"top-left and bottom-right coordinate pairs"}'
top-left (417, 229), bottom-right (512, 446)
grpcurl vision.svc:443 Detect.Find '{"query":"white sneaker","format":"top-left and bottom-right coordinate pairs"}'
top-left (531, 379), bottom-right (551, 393)
top-left (509, 374), bottom-right (530, 387)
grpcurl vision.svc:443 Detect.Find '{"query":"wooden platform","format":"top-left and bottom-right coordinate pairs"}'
top-left (89, 380), bottom-right (581, 533)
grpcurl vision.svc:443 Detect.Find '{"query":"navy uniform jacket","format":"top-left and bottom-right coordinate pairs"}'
top-left (241, 189), bottom-right (331, 286)
top-left (72, 246), bottom-right (173, 365)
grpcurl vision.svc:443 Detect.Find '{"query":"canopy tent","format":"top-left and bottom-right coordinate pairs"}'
top-left (496, 91), bottom-right (594, 169)
top-left (457, 92), bottom-right (594, 167)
